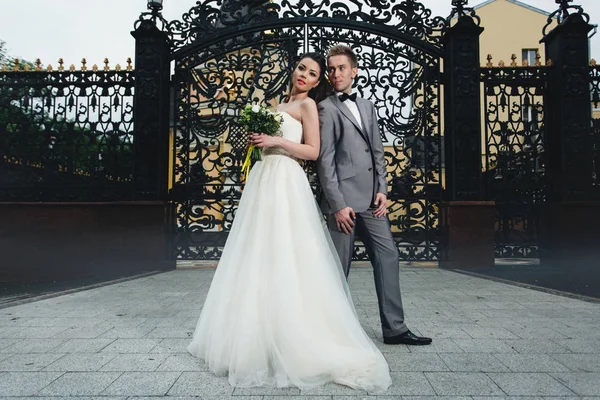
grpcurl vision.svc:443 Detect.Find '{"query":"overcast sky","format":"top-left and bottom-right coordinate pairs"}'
top-left (1, 0), bottom-right (600, 68)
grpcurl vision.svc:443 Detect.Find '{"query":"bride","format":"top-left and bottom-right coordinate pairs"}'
top-left (187, 52), bottom-right (391, 392)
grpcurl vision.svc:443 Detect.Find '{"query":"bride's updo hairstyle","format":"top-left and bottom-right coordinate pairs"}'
top-left (295, 52), bottom-right (332, 104)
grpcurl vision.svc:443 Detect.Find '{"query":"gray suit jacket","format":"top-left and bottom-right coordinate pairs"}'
top-left (317, 94), bottom-right (388, 214)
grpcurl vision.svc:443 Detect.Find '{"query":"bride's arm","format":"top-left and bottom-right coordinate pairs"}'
top-left (251, 99), bottom-right (320, 161)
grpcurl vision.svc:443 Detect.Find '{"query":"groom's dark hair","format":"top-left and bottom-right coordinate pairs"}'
top-left (327, 45), bottom-right (358, 68)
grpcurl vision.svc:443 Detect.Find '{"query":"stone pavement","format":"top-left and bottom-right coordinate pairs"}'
top-left (1, 266), bottom-right (599, 399)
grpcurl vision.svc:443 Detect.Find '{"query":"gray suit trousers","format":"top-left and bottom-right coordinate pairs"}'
top-left (327, 210), bottom-right (408, 337)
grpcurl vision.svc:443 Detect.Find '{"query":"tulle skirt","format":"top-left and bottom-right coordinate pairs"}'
top-left (187, 154), bottom-right (391, 392)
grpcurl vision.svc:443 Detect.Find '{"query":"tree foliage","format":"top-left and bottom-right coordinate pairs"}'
top-left (0, 39), bottom-right (36, 70)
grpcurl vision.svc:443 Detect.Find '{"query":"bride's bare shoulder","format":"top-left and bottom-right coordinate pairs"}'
top-left (302, 97), bottom-right (317, 106)
top-left (300, 97), bottom-right (318, 112)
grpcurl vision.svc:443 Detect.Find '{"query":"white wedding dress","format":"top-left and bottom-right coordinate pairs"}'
top-left (187, 111), bottom-right (391, 392)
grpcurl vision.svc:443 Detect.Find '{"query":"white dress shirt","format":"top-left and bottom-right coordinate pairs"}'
top-left (337, 91), bottom-right (363, 129)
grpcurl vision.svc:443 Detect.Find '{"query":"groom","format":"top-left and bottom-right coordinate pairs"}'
top-left (317, 45), bottom-right (432, 346)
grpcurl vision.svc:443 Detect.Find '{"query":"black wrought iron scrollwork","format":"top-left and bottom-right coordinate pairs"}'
top-left (543, 0), bottom-right (590, 37)
top-left (481, 66), bottom-right (548, 258)
top-left (166, 0), bottom-right (448, 55)
top-left (170, 0), bottom-right (444, 261)
top-left (0, 68), bottom-right (135, 201)
top-left (590, 63), bottom-right (600, 196)
top-left (591, 65), bottom-right (600, 187)
top-left (134, 3), bottom-right (169, 32)
top-left (166, 0), bottom-right (275, 52)
top-left (445, 0), bottom-right (481, 28)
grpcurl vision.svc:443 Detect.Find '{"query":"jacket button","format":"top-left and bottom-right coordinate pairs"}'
top-left (368, 167), bottom-right (373, 171)
top-left (365, 148), bottom-right (369, 152)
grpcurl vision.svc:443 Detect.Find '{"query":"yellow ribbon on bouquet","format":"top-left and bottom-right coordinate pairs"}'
top-left (241, 144), bottom-right (255, 179)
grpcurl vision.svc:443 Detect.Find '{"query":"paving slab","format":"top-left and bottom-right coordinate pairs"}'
top-left (38, 371), bottom-right (122, 396)
top-left (486, 372), bottom-right (577, 396)
top-left (0, 267), bottom-right (597, 399)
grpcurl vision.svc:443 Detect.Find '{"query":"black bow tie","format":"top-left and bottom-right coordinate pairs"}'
top-left (339, 92), bottom-right (357, 102)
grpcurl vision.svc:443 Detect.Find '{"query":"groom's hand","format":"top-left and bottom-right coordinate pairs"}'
top-left (334, 207), bottom-right (356, 235)
top-left (372, 193), bottom-right (387, 218)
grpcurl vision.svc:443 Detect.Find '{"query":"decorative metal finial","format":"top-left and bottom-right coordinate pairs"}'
top-left (451, 0), bottom-right (469, 17)
top-left (147, 0), bottom-right (163, 15)
top-left (556, 0), bottom-right (574, 20)
top-left (134, 0), bottom-right (167, 31)
top-left (446, 0), bottom-right (480, 28)
top-left (544, 0), bottom-right (589, 36)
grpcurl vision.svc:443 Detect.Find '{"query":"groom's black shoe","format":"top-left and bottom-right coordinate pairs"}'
top-left (383, 330), bottom-right (432, 345)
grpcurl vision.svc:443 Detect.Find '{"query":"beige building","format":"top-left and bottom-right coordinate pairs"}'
top-left (472, 0), bottom-right (556, 67)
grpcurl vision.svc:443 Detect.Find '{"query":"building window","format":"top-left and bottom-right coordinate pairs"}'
top-left (522, 105), bottom-right (542, 130)
top-left (522, 105), bottom-right (533, 124)
top-left (522, 49), bottom-right (537, 66)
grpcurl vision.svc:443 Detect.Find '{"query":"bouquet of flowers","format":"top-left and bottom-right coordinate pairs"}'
top-left (239, 104), bottom-right (283, 179)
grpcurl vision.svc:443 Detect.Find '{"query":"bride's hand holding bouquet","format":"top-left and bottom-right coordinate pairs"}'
top-left (239, 104), bottom-right (283, 179)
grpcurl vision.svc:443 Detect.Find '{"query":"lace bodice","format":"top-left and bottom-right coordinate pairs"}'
top-left (262, 111), bottom-right (302, 158)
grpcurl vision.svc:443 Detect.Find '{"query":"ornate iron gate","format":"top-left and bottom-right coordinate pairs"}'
top-left (0, 62), bottom-right (135, 201)
top-left (590, 62), bottom-right (600, 187)
top-left (481, 62), bottom-right (548, 258)
top-left (167, 0), bottom-right (448, 261)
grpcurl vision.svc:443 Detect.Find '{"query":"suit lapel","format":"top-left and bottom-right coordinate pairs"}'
top-left (331, 95), bottom-right (371, 145)
top-left (356, 98), bottom-right (373, 142)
